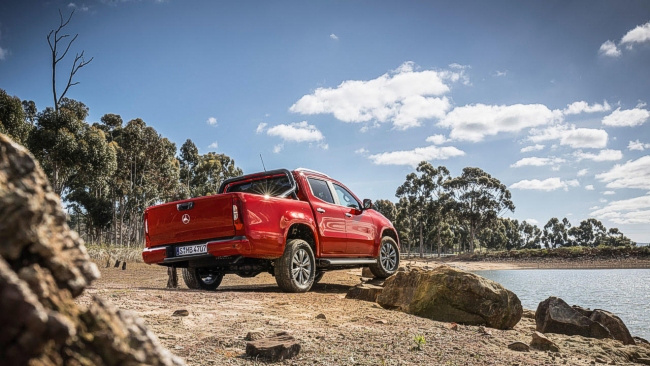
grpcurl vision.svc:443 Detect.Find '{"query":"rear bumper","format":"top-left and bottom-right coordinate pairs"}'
top-left (142, 236), bottom-right (252, 264)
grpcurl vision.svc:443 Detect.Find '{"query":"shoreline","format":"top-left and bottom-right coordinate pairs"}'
top-left (399, 256), bottom-right (650, 271)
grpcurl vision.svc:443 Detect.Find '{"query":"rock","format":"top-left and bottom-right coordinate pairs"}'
top-left (315, 313), bottom-right (326, 319)
top-left (508, 342), bottom-right (530, 352)
top-left (376, 266), bottom-right (523, 329)
top-left (636, 358), bottom-right (650, 365)
top-left (361, 267), bottom-right (374, 278)
top-left (172, 309), bottom-right (189, 317)
top-left (345, 283), bottom-right (384, 302)
top-left (589, 309), bottom-right (635, 345)
top-left (535, 297), bottom-right (611, 339)
top-left (245, 332), bottom-right (301, 361)
top-left (0, 134), bottom-right (184, 366)
top-left (634, 337), bottom-right (650, 345)
top-left (522, 309), bottom-right (536, 319)
top-left (572, 305), bottom-right (593, 317)
top-left (245, 331), bottom-right (264, 341)
top-left (530, 331), bottom-right (560, 352)
top-left (478, 326), bottom-right (492, 336)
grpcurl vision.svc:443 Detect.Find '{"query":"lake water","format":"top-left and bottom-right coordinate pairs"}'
top-left (474, 269), bottom-right (650, 340)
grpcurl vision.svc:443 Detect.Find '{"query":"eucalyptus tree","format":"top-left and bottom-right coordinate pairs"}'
top-left (0, 89), bottom-right (32, 145)
top-left (501, 218), bottom-right (521, 250)
top-left (519, 220), bottom-right (542, 249)
top-left (373, 199), bottom-right (397, 223)
top-left (395, 197), bottom-right (417, 256)
top-left (478, 218), bottom-right (508, 251)
top-left (602, 228), bottom-right (635, 247)
top-left (179, 139), bottom-right (200, 197)
top-left (568, 218), bottom-right (607, 247)
top-left (444, 167), bottom-right (515, 253)
top-left (542, 217), bottom-right (572, 248)
top-left (192, 152), bottom-right (243, 196)
top-left (396, 161), bottom-right (451, 257)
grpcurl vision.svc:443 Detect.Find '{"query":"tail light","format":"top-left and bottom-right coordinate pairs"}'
top-left (144, 211), bottom-right (149, 246)
top-left (232, 196), bottom-right (244, 235)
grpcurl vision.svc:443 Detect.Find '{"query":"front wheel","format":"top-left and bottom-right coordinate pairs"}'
top-left (274, 239), bottom-right (316, 293)
top-left (182, 268), bottom-right (224, 291)
top-left (369, 237), bottom-right (400, 279)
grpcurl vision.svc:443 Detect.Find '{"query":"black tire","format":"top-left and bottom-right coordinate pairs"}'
top-left (369, 237), bottom-right (400, 279)
top-left (182, 267), bottom-right (224, 291)
top-left (274, 239), bottom-right (316, 293)
top-left (313, 271), bottom-right (325, 284)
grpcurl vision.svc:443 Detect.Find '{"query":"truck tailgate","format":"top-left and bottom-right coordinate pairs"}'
top-left (145, 194), bottom-right (235, 247)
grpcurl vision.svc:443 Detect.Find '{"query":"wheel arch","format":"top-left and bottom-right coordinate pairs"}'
top-left (380, 228), bottom-right (400, 249)
top-left (285, 222), bottom-right (318, 255)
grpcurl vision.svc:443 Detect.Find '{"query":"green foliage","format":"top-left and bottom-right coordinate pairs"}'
top-left (412, 335), bottom-right (426, 351)
top-left (0, 89), bottom-right (33, 145)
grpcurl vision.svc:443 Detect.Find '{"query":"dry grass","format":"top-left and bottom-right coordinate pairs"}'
top-left (85, 244), bottom-right (144, 264)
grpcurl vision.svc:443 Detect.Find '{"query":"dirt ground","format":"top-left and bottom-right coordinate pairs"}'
top-left (75, 261), bottom-right (649, 366)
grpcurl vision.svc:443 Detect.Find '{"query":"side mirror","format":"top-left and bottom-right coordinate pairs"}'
top-left (362, 199), bottom-right (373, 210)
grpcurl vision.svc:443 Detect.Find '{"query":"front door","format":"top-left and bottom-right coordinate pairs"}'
top-left (332, 183), bottom-right (376, 255)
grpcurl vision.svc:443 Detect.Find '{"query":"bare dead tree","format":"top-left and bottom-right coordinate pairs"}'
top-left (47, 9), bottom-right (93, 112)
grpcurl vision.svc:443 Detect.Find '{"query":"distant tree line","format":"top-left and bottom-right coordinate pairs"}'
top-left (373, 161), bottom-right (635, 257)
top-left (0, 88), bottom-right (243, 246)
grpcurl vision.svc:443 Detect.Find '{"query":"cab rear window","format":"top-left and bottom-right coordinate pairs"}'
top-left (227, 175), bottom-right (293, 197)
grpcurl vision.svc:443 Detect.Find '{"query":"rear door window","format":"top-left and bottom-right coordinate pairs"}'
top-left (307, 178), bottom-right (335, 204)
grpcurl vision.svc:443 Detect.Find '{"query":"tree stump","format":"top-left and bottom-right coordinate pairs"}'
top-left (167, 266), bottom-right (178, 288)
top-left (245, 332), bottom-right (300, 361)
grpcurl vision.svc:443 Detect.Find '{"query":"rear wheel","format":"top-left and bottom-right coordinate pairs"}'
top-left (275, 239), bottom-right (315, 293)
top-left (369, 237), bottom-right (399, 279)
top-left (182, 267), bottom-right (224, 291)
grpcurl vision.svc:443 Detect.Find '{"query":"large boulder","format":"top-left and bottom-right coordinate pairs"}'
top-left (535, 297), bottom-right (610, 340)
top-left (376, 266), bottom-right (522, 329)
top-left (0, 134), bottom-right (184, 365)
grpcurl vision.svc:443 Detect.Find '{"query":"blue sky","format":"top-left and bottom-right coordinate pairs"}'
top-left (1, 1), bottom-right (650, 242)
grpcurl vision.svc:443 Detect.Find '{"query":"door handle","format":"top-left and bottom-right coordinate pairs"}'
top-left (345, 213), bottom-right (352, 218)
top-left (316, 208), bottom-right (326, 213)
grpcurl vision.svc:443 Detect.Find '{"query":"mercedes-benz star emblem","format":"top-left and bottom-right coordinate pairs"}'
top-left (182, 214), bottom-right (190, 225)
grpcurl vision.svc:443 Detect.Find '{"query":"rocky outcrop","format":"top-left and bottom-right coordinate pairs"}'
top-left (530, 331), bottom-right (560, 352)
top-left (346, 283), bottom-right (384, 302)
top-left (245, 332), bottom-right (301, 361)
top-left (376, 266), bottom-right (522, 329)
top-left (0, 134), bottom-right (184, 365)
top-left (536, 297), bottom-right (610, 340)
top-left (537, 297), bottom-right (636, 345)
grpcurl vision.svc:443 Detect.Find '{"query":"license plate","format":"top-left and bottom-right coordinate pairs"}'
top-left (176, 244), bottom-right (207, 256)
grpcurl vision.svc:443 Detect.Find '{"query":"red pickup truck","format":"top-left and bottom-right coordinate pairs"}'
top-left (142, 168), bottom-right (400, 292)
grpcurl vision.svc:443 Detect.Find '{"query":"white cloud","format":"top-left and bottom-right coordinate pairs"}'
top-left (510, 156), bottom-right (565, 168)
top-left (589, 206), bottom-right (600, 210)
top-left (290, 62), bottom-right (458, 130)
top-left (493, 70), bottom-right (508, 77)
top-left (563, 101), bottom-right (611, 115)
top-left (560, 128), bottom-right (608, 149)
top-left (208, 141), bottom-right (218, 149)
top-left (255, 123), bottom-right (267, 134)
top-left (330, 33), bottom-right (339, 40)
top-left (425, 134), bottom-right (448, 145)
top-left (600, 198), bottom-right (608, 203)
top-left (574, 149), bottom-right (622, 162)
top-left (68, 2), bottom-right (89, 11)
top-left (620, 21), bottom-right (650, 48)
top-left (528, 124), bottom-right (569, 143)
top-left (577, 169), bottom-right (589, 177)
top-left (524, 218), bottom-right (539, 225)
top-left (602, 107), bottom-right (650, 127)
top-left (599, 40), bottom-right (621, 57)
top-left (510, 177), bottom-right (580, 192)
top-left (0, 46), bottom-right (7, 60)
top-left (438, 103), bottom-right (559, 142)
top-left (596, 155), bottom-right (650, 190)
top-left (591, 193), bottom-right (650, 225)
top-left (368, 145), bottom-right (465, 167)
top-left (585, 185), bottom-right (595, 190)
top-left (266, 121), bottom-right (324, 143)
top-left (273, 144), bottom-right (284, 153)
top-left (206, 117), bottom-right (218, 126)
top-left (355, 148), bottom-right (368, 155)
top-left (602, 191), bottom-right (616, 195)
top-left (520, 144), bottom-right (545, 153)
top-left (628, 140), bottom-right (650, 151)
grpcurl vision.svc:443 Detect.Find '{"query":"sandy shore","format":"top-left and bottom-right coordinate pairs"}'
top-left (75, 262), bottom-right (650, 366)
top-left (398, 256), bottom-right (650, 271)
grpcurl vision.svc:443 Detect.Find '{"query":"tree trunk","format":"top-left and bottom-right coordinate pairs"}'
top-left (419, 224), bottom-right (423, 258)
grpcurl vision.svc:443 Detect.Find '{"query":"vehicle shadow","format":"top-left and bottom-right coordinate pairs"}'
top-left (135, 282), bottom-right (352, 295)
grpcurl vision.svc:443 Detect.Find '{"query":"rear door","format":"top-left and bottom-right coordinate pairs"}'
top-left (305, 177), bottom-right (347, 255)
top-left (146, 194), bottom-right (235, 247)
